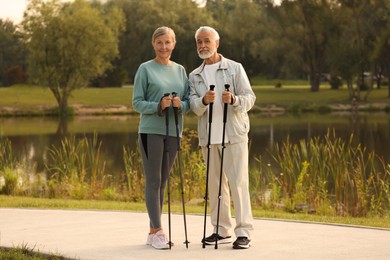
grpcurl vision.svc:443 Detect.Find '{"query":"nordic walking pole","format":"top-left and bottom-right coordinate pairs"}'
top-left (202, 85), bottom-right (215, 248)
top-left (172, 92), bottom-right (190, 248)
top-left (163, 92), bottom-right (173, 250)
top-left (215, 84), bottom-right (230, 249)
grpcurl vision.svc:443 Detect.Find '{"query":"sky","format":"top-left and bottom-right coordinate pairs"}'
top-left (0, 0), bottom-right (73, 24)
top-left (0, 0), bottom-right (27, 23)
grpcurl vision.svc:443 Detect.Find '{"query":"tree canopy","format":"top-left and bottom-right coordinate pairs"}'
top-left (22, 0), bottom-right (124, 115)
top-left (0, 19), bottom-right (27, 86)
top-left (0, 0), bottom-right (389, 100)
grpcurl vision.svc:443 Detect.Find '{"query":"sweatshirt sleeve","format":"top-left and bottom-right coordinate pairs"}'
top-left (132, 64), bottom-right (159, 115)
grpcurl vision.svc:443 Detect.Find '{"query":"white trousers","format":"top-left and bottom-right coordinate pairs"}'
top-left (202, 142), bottom-right (254, 238)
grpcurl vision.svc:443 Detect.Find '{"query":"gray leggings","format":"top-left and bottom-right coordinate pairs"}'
top-left (138, 133), bottom-right (178, 229)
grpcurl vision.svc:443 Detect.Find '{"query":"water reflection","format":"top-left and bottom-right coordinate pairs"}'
top-left (1, 112), bottom-right (390, 175)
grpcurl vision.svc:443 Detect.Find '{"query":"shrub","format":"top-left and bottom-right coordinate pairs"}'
top-left (4, 65), bottom-right (27, 86)
top-left (328, 75), bottom-right (343, 89)
top-left (1, 167), bottom-right (19, 195)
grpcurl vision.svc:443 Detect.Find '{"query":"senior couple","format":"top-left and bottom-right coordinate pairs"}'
top-left (132, 26), bottom-right (256, 250)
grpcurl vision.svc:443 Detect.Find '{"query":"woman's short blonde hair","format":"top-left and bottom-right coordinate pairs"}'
top-left (152, 26), bottom-right (176, 43)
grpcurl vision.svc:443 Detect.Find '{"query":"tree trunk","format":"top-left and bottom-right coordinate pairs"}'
top-left (58, 94), bottom-right (69, 117)
top-left (387, 68), bottom-right (390, 98)
top-left (56, 117), bottom-right (69, 136)
top-left (347, 79), bottom-right (356, 100)
top-left (310, 72), bottom-right (320, 92)
top-left (50, 84), bottom-right (71, 117)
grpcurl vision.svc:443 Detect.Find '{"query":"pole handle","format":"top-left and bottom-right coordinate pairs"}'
top-left (171, 92), bottom-right (179, 124)
top-left (223, 84), bottom-right (229, 123)
top-left (164, 93), bottom-right (170, 127)
top-left (208, 85), bottom-right (215, 124)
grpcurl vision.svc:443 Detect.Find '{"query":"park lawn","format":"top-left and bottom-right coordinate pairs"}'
top-left (0, 85), bottom-right (132, 107)
top-left (1, 84), bottom-right (390, 110)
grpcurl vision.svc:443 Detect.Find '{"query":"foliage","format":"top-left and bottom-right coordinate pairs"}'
top-left (0, 138), bottom-right (14, 171)
top-left (22, 0), bottom-right (125, 116)
top-left (0, 19), bottom-right (27, 86)
top-left (123, 144), bottom-right (144, 201)
top-left (268, 129), bottom-right (390, 217)
top-left (1, 0), bottom-right (390, 99)
top-left (0, 167), bottom-right (19, 195)
top-left (2, 126), bottom-right (389, 218)
top-left (328, 74), bottom-right (343, 90)
top-left (4, 65), bottom-right (27, 85)
top-left (0, 245), bottom-right (67, 260)
top-left (107, 0), bottom-right (212, 83)
top-left (122, 128), bottom-right (206, 202)
top-left (44, 133), bottom-right (109, 199)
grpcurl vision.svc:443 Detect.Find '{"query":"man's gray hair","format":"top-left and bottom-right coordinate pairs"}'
top-left (195, 26), bottom-right (220, 40)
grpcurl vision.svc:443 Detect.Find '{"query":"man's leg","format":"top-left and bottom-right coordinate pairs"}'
top-left (202, 145), bottom-right (232, 238)
top-left (224, 142), bottom-right (254, 239)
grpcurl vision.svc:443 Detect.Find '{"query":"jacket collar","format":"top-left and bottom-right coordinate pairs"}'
top-left (193, 54), bottom-right (228, 75)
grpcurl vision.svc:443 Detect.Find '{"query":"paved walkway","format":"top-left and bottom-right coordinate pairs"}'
top-left (1, 208), bottom-right (390, 260)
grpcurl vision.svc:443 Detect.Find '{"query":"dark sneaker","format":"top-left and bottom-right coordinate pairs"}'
top-left (201, 233), bottom-right (232, 245)
top-left (233, 237), bottom-right (251, 249)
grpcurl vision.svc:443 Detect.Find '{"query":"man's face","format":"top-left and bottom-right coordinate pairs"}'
top-left (196, 31), bottom-right (219, 60)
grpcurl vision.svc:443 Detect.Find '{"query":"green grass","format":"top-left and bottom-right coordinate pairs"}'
top-left (0, 116), bottom-right (138, 136)
top-left (1, 84), bottom-right (390, 114)
top-left (0, 246), bottom-right (69, 260)
top-left (1, 195), bottom-right (389, 229)
top-left (254, 87), bottom-right (350, 105)
top-left (0, 85), bottom-right (132, 107)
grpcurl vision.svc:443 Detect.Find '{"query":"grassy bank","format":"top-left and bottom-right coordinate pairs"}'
top-left (1, 195), bottom-right (389, 229)
top-left (1, 84), bottom-right (390, 116)
top-left (0, 246), bottom-right (69, 260)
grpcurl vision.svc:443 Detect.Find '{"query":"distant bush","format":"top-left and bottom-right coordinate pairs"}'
top-left (329, 75), bottom-right (343, 89)
top-left (4, 65), bottom-right (27, 86)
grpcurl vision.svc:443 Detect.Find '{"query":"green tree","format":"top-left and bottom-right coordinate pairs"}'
top-left (280, 0), bottom-right (335, 91)
top-left (251, 1), bottom-right (301, 79)
top-left (223, 0), bottom-right (265, 76)
top-left (369, 0), bottom-right (390, 97)
top-left (0, 19), bottom-right (27, 86)
top-left (327, 0), bottom-right (389, 101)
top-left (22, 0), bottom-right (124, 116)
top-left (108, 0), bottom-right (212, 84)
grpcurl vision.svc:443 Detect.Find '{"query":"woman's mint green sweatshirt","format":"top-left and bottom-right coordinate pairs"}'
top-left (132, 60), bottom-right (190, 137)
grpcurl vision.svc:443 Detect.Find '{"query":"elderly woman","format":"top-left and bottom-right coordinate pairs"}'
top-left (132, 26), bottom-right (189, 250)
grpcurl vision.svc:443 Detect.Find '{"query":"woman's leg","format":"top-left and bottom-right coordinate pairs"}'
top-left (139, 134), bottom-right (177, 233)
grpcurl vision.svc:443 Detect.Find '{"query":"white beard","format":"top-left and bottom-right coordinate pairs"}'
top-left (198, 50), bottom-right (213, 60)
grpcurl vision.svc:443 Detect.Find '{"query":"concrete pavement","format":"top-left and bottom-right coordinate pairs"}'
top-left (1, 208), bottom-right (390, 260)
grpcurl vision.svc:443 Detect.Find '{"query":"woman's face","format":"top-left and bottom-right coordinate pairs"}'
top-left (152, 33), bottom-right (175, 60)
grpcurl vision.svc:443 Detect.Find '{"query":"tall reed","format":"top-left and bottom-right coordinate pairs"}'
top-left (170, 129), bottom-right (205, 202)
top-left (0, 138), bottom-right (14, 171)
top-left (2, 128), bottom-right (389, 218)
top-left (45, 134), bottom-right (109, 199)
top-left (0, 138), bottom-right (18, 195)
top-left (122, 129), bottom-right (205, 202)
top-left (123, 143), bottom-right (144, 201)
top-left (270, 129), bottom-right (390, 217)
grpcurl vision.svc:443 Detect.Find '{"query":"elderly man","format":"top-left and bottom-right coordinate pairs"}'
top-left (189, 26), bottom-right (256, 249)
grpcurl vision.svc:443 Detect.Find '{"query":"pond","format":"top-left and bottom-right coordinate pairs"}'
top-left (1, 112), bottom-right (390, 176)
